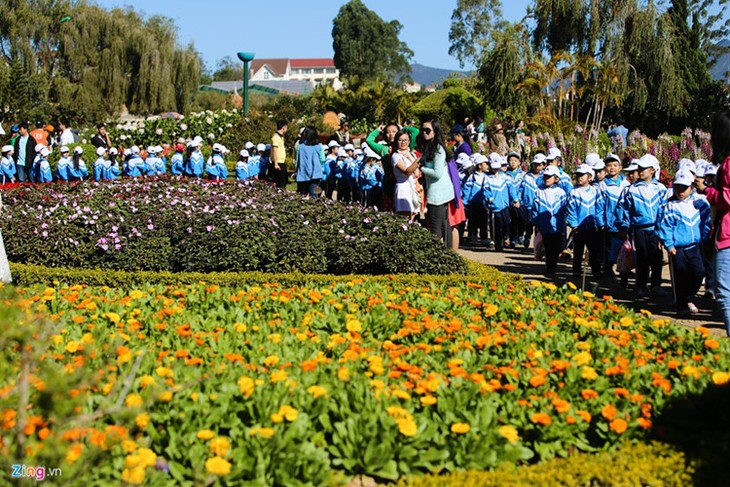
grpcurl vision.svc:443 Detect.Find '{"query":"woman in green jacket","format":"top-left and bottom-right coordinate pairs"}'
top-left (418, 118), bottom-right (455, 247)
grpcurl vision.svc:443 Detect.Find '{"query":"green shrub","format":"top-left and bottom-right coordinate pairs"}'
top-left (1, 179), bottom-right (468, 275)
top-left (398, 441), bottom-right (692, 487)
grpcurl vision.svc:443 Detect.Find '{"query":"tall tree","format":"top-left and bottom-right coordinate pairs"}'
top-left (448, 0), bottom-right (507, 68)
top-left (332, 0), bottom-right (413, 82)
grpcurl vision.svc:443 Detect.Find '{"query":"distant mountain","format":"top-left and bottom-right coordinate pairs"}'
top-left (710, 39), bottom-right (730, 82)
top-left (409, 63), bottom-right (471, 88)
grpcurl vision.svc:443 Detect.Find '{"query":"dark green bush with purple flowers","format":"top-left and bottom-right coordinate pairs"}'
top-left (0, 178), bottom-right (467, 275)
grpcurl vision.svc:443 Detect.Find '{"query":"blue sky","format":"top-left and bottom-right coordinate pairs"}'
top-left (93, 0), bottom-right (532, 72)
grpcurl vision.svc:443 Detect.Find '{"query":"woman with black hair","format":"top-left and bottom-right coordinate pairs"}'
top-left (295, 126), bottom-right (324, 198)
top-left (705, 110), bottom-right (730, 335)
top-left (418, 119), bottom-right (455, 247)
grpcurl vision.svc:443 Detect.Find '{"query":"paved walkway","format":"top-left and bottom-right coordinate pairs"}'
top-left (458, 242), bottom-right (727, 337)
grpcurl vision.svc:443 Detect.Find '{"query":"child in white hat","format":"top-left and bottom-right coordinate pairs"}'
top-left (1, 145), bottom-right (16, 184)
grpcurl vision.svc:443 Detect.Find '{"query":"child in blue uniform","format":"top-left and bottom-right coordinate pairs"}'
top-left (170, 143), bottom-right (185, 175)
top-left (104, 148), bottom-right (120, 180)
top-left (566, 164), bottom-right (605, 278)
top-left (505, 151), bottom-right (527, 248)
top-left (521, 153), bottom-right (546, 249)
top-left (94, 147), bottom-right (108, 181)
top-left (0, 145), bottom-right (16, 184)
top-left (598, 153), bottom-right (630, 275)
top-left (236, 150), bottom-right (250, 181)
top-left (145, 146), bottom-right (166, 176)
top-left (619, 154), bottom-right (668, 297)
top-left (124, 146), bottom-right (144, 178)
top-left (185, 139), bottom-right (205, 178)
top-left (56, 146), bottom-right (72, 181)
top-left (206, 144), bottom-right (228, 181)
top-left (34, 147), bottom-right (53, 183)
top-left (657, 169), bottom-right (712, 315)
top-left (484, 153), bottom-right (517, 251)
top-left (462, 154), bottom-right (489, 244)
top-left (358, 148), bottom-right (379, 207)
top-left (531, 165), bottom-right (567, 275)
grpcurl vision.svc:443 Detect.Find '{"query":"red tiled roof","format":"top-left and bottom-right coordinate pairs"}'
top-left (290, 58), bottom-right (335, 68)
top-left (250, 59), bottom-right (290, 77)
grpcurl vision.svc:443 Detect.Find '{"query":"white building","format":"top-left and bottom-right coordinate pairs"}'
top-left (250, 58), bottom-right (342, 89)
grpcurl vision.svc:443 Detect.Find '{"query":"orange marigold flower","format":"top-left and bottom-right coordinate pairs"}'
top-left (601, 404), bottom-right (618, 421)
top-left (553, 399), bottom-right (570, 414)
top-left (705, 339), bottom-right (720, 350)
top-left (529, 376), bottom-right (546, 387)
top-left (530, 413), bottom-right (552, 426)
top-left (636, 418), bottom-right (652, 429)
top-left (581, 389), bottom-right (598, 400)
top-left (609, 418), bottom-right (628, 434)
top-left (576, 410), bottom-right (592, 423)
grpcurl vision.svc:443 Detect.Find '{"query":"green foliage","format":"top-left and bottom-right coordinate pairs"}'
top-left (448, 0), bottom-right (508, 68)
top-left (411, 86), bottom-right (483, 126)
top-left (0, 0), bottom-right (201, 125)
top-left (332, 0), bottom-right (413, 82)
top-left (398, 441), bottom-right (693, 487)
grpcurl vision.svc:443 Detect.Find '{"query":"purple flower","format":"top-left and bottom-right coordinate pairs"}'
top-left (147, 224), bottom-right (154, 230)
top-left (206, 225), bottom-right (215, 232)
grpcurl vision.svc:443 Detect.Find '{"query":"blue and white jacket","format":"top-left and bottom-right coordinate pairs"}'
top-left (33, 157), bottom-right (53, 183)
top-left (124, 155), bottom-right (144, 178)
top-left (206, 154), bottom-right (228, 180)
top-left (146, 156), bottom-right (166, 176)
top-left (94, 157), bottom-right (107, 181)
top-left (359, 164), bottom-right (378, 191)
top-left (558, 168), bottom-right (574, 195)
top-left (235, 159), bottom-right (249, 180)
top-left (248, 155), bottom-right (260, 178)
top-left (483, 172), bottom-right (516, 212)
top-left (656, 193), bottom-right (711, 250)
top-left (566, 185), bottom-right (605, 230)
top-left (619, 180), bottom-right (667, 231)
top-left (461, 171), bottom-right (487, 206)
top-left (598, 175), bottom-right (630, 232)
top-left (56, 156), bottom-right (72, 181)
top-left (520, 172), bottom-right (541, 210)
top-left (68, 158), bottom-right (89, 181)
top-left (186, 150), bottom-right (205, 178)
top-left (1, 155), bottom-right (16, 183)
top-left (170, 152), bottom-right (185, 175)
top-left (531, 185), bottom-right (567, 235)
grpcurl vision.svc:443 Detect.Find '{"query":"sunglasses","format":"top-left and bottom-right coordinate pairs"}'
top-left (421, 128), bottom-right (432, 135)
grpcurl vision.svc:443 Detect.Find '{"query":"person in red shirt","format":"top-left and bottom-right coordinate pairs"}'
top-left (29, 122), bottom-right (49, 147)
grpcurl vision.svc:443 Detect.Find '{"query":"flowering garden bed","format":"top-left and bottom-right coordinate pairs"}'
top-left (0, 179), bottom-right (466, 275)
top-left (1, 277), bottom-right (728, 485)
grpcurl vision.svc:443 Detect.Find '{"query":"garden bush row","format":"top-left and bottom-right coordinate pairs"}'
top-left (0, 178), bottom-right (468, 275)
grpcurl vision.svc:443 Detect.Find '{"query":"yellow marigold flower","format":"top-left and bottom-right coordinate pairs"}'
top-left (483, 303), bottom-right (499, 317)
top-left (101, 382), bottom-right (114, 396)
top-left (393, 390), bottom-right (411, 401)
top-left (307, 385), bottom-right (328, 398)
top-left (105, 312), bottom-right (121, 324)
top-left (65, 341), bottom-right (79, 354)
top-left (205, 456), bottom-right (232, 476)
top-left (577, 341), bottom-right (591, 351)
top-left (250, 427), bottom-right (275, 438)
top-left (397, 417), bottom-right (417, 436)
top-left (280, 405), bottom-right (298, 422)
top-left (65, 443), bottom-right (83, 464)
top-left (271, 413), bottom-right (284, 424)
top-left (268, 333), bottom-right (281, 344)
top-left (190, 392), bottom-right (199, 402)
top-left (582, 366), bottom-right (598, 380)
top-left (135, 413), bottom-right (150, 429)
top-left (52, 335), bottom-right (63, 345)
top-left (567, 294), bottom-right (580, 303)
top-left (712, 371), bottom-right (730, 386)
top-left (209, 437), bottom-right (231, 457)
top-left (450, 423), bottom-right (470, 434)
top-left (129, 290), bottom-right (146, 300)
top-left (159, 391), bottom-right (173, 402)
top-left (138, 375), bottom-right (155, 389)
top-left (619, 317), bottom-right (633, 327)
top-left (155, 366), bottom-right (173, 378)
top-left (270, 370), bottom-right (288, 383)
top-left (498, 425), bottom-right (519, 443)
top-left (420, 395), bottom-right (437, 406)
top-left (197, 429), bottom-right (215, 440)
top-left (121, 466), bottom-right (145, 485)
top-left (122, 440), bottom-right (138, 453)
top-left (682, 365), bottom-right (700, 379)
top-left (370, 379), bottom-right (385, 390)
top-left (573, 351), bottom-right (592, 366)
top-left (80, 333), bottom-right (94, 345)
top-left (238, 376), bottom-right (255, 397)
top-left (346, 317), bottom-right (362, 333)
top-left (124, 453), bottom-right (141, 469)
top-left (264, 355), bottom-right (280, 367)
top-left (337, 368), bottom-right (350, 382)
top-left (125, 394), bottom-right (143, 408)
top-left (137, 448), bottom-right (157, 468)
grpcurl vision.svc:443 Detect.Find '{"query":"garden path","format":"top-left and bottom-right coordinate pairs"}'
top-left (458, 243), bottom-right (727, 337)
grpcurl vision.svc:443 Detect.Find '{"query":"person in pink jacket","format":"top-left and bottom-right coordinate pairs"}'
top-left (705, 111), bottom-right (730, 335)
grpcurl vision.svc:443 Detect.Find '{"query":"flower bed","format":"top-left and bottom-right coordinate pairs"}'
top-left (1, 279), bottom-right (728, 485)
top-left (0, 178), bottom-right (466, 275)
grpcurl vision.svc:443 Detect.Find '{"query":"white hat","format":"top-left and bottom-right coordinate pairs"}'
top-left (456, 152), bottom-right (471, 166)
top-left (507, 151), bottom-right (521, 161)
top-left (344, 143), bottom-right (355, 151)
top-left (531, 153), bottom-right (547, 165)
top-left (546, 147), bottom-right (562, 161)
top-left (584, 153), bottom-right (602, 167)
top-left (637, 154), bottom-right (659, 170)
top-left (695, 163), bottom-right (707, 178)
top-left (337, 148), bottom-right (348, 157)
top-left (40, 146), bottom-right (51, 157)
top-left (460, 157), bottom-right (475, 170)
top-left (74, 146), bottom-right (84, 154)
top-left (354, 148), bottom-right (363, 155)
top-left (155, 145), bottom-right (163, 153)
top-left (705, 165), bottom-right (718, 176)
top-left (543, 165), bottom-right (560, 177)
top-left (240, 149), bottom-right (250, 158)
top-left (35, 143), bottom-right (46, 153)
top-left (59, 146), bottom-right (70, 153)
top-left (212, 143), bottom-right (223, 152)
top-left (488, 152), bottom-right (502, 169)
top-left (575, 164), bottom-right (595, 178)
top-left (96, 146), bottom-right (107, 156)
top-left (187, 140), bottom-right (197, 148)
top-left (221, 145), bottom-right (230, 154)
top-left (328, 140), bottom-right (340, 148)
top-left (673, 168), bottom-right (694, 186)
top-left (257, 143), bottom-right (266, 151)
top-left (244, 141), bottom-right (254, 149)
top-left (131, 145), bottom-right (140, 154)
top-left (593, 160), bottom-right (606, 171)
top-left (1, 145), bottom-right (12, 153)
top-left (146, 146), bottom-right (156, 154)
top-left (473, 154), bottom-right (488, 166)
top-left (109, 147), bottom-right (119, 155)
top-left (363, 146), bottom-right (381, 160)
top-left (193, 136), bottom-right (203, 144)
top-left (604, 153), bottom-right (621, 163)
top-left (623, 161), bottom-right (639, 172)
top-left (676, 158), bottom-right (696, 174)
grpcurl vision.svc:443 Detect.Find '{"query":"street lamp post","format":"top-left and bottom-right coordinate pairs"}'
top-left (237, 52), bottom-right (255, 116)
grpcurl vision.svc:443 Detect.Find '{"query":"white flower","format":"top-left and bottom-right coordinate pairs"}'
top-left (180, 123), bottom-right (187, 131)
top-left (120, 134), bottom-right (127, 141)
top-left (156, 128), bottom-right (163, 135)
top-left (139, 122), bottom-right (145, 129)
top-left (138, 128), bottom-right (145, 134)
top-left (206, 117), bottom-right (213, 124)
top-left (208, 133), bottom-right (215, 140)
top-left (116, 124), bottom-right (123, 129)
top-left (81, 139), bottom-right (87, 144)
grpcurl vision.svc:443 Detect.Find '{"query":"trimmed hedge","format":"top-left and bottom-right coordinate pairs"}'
top-left (398, 441), bottom-right (692, 487)
top-left (8, 260), bottom-right (515, 288)
top-left (0, 178), bottom-right (468, 275)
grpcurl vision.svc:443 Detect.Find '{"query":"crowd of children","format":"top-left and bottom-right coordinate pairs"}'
top-left (456, 147), bottom-right (718, 316)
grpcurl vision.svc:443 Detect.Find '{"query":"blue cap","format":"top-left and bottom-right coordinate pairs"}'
top-left (11, 125), bottom-right (19, 133)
